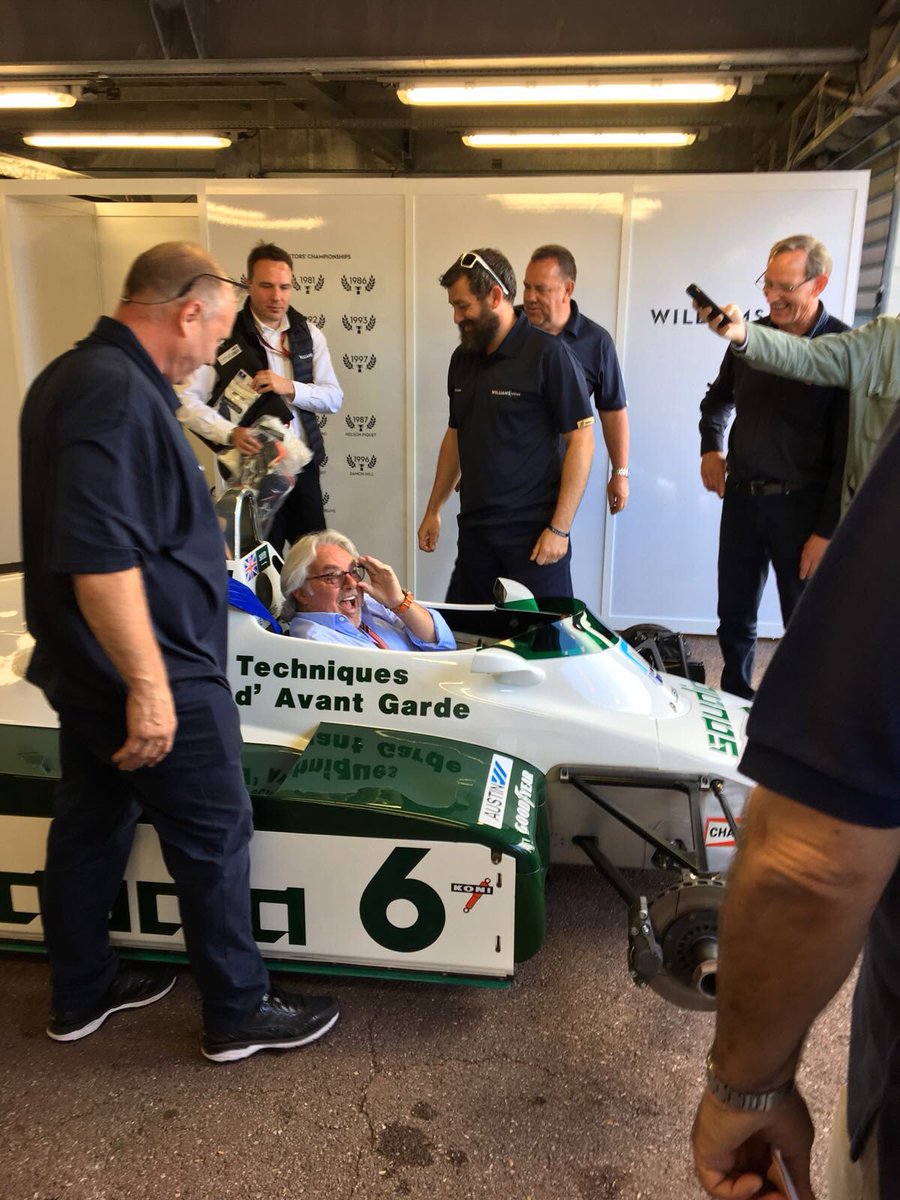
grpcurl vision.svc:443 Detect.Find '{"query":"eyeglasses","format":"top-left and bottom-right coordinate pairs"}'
top-left (458, 251), bottom-right (510, 297)
top-left (754, 272), bottom-right (816, 294)
top-left (121, 272), bottom-right (249, 306)
top-left (306, 563), bottom-right (367, 587)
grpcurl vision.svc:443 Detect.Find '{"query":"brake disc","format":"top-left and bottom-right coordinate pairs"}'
top-left (646, 875), bottom-right (726, 1011)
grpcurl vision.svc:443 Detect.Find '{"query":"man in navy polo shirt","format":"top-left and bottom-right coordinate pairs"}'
top-left (523, 244), bottom-right (630, 515)
top-left (691, 409), bottom-right (900, 1200)
top-left (418, 247), bottom-right (595, 603)
top-left (20, 241), bottom-right (339, 1062)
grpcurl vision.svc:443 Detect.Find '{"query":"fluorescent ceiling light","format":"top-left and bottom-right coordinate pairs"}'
top-left (23, 133), bottom-right (231, 150)
top-left (398, 79), bottom-right (736, 106)
top-left (463, 130), bottom-right (697, 148)
top-left (0, 87), bottom-right (78, 109)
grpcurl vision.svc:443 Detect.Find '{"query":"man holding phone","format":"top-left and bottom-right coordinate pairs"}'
top-left (698, 234), bottom-right (849, 698)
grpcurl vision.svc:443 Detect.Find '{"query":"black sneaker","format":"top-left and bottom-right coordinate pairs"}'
top-left (201, 987), bottom-right (340, 1063)
top-left (47, 965), bottom-right (177, 1042)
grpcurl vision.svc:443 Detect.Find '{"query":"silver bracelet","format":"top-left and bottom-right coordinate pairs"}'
top-left (612, 467), bottom-right (629, 478)
top-left (705, 1053), bottom-right (794, 1112)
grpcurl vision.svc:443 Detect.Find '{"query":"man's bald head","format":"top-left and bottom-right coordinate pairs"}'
top-left (120, 241), bottom-right (233, 316)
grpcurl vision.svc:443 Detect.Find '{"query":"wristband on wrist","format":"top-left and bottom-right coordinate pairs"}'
top-left (391, 590), bottom-right (414, 615)
top-left (612, 467), bottom-right (629, 478)
top-left (548, 524), bottom-right (570, 538)
top-left (705, 1053), bottom-right (794, 1112)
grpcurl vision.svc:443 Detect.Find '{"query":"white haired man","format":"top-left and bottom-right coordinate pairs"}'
top-left (282, 531), bottom-right (455, 651)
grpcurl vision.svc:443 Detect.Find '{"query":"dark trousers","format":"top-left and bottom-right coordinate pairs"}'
top-left (717, 483), bottom-right (824, 698)
top-left (42, 678), bottom-right (269, 1032)
top-left (446, 520), bottom-right (573, 604)
top-left (266, 463), bottom-right (326, 554)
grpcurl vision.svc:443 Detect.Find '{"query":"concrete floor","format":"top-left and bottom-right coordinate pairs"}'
top-left (0, 863), bottom-right (852, 1200)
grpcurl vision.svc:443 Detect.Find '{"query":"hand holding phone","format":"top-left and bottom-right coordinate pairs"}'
top-left (770, 1147), bottom-right (801, 1200)
top-left (686, 283), bottom-right (732, 325)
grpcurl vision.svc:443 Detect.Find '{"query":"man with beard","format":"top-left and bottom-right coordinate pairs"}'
top-left (418, 248), bottom-right (594, 603)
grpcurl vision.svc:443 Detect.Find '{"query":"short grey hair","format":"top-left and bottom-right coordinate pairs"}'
top-left (768, 234), bottom-right (832, 279)
top-left (120, 241), bottom-right (232, 313)
top-left (530, 244), bottom-right (577, 283)
top-left (280, 530), bottom-right (358, 620)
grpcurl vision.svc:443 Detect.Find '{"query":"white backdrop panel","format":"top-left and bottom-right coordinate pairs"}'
top-left (206, 193), bottom-right (406, 569)
top-left (612, 177), bottom-right (866, 634)
top-left (411, 187), bottom-right (626, 606)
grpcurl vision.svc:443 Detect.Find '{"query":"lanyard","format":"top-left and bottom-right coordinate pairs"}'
top-left (360, 622), bottom-right (389, 649)
top-left (255, 323), bottom-right (291, 361)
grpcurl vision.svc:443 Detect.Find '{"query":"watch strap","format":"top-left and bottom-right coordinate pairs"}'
top-left (705, 1054), bottom-right (794, 1112)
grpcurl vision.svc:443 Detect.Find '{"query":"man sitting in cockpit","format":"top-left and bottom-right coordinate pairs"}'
top-left (281, 531), bottom-right (455, 651)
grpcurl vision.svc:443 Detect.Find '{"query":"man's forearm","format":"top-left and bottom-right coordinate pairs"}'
top-left (73, 569), bottom-right (170, 695)
top-left (739, 322), bottom-right (857, 390)
top-left (292, 327), bottom-right (344, 413)
top-left (598, 408), bottom-right (629, 470)
top-left (423, 430), bottom-right (461, 516)
top-left (711, 786), bottom-right (900, 1091)
top-left (551, 425), bottom-right (594, 530)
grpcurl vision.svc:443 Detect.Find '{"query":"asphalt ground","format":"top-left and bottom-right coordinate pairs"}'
top-left (0, 860), bottom-right (852, 1200)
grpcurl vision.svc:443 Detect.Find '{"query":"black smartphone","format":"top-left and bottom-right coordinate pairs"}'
top-left (686, 283), bottom-right (731, 325)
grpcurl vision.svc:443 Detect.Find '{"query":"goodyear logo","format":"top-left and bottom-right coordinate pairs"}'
top-left (478, 753), bottom-right (513, 828)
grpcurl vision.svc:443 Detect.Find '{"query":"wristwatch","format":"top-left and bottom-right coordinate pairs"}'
top-left (705, 1054), bottom-right (794, 1112)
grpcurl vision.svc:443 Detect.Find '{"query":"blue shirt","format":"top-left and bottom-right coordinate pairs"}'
top-left (20, 316), bottom-right (229, 711)
top-left (448, 312), bottom-right (593, 528)
top-left (289, 597), bottom-right (456, 651)
top-left (560, 300), bottom-right (627, 413)
top-left (739, 412), bottom-right (900, 1192)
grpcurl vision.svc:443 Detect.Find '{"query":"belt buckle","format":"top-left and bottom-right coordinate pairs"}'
top-left (749, 480), bottom-right (766, 496)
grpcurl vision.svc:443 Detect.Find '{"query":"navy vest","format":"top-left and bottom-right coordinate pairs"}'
top-left (210, 301), bottom-right (325, 466)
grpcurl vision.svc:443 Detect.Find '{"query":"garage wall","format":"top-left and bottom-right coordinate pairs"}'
top-left (0, 173), bottom-right (868, 635)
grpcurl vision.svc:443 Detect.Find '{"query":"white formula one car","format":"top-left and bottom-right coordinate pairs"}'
top-left (0, 491), bottom-right (751, 1010)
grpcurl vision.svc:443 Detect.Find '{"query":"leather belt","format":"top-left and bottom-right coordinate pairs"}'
top-left (728, 479), bottom-right (810, 497)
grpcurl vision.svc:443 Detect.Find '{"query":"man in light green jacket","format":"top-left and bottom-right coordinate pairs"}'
top-left (697, 306), bottom-right (900, 512)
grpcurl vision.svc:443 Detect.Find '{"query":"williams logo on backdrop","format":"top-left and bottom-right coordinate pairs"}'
top-left (341, 274), bottom-right (376, 295)
top-left (347, 454), bottom-right (377, 476)
top-left (650, 302), bottom-right (765, 327)
top-left (345, 415), bottom-right (377, 437)
top-left (342, 314), bottom-right (377, 335)
top-left (342, 353), bottom-right (378, 373)
top-left (294, 274), bottom-right (325, 294)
